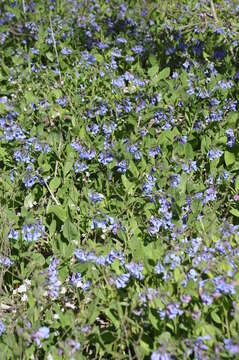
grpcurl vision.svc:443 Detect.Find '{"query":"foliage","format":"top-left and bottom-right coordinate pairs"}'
top-left (0, 0), bottom-right (239, 358)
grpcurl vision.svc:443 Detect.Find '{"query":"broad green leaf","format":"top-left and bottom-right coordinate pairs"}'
top-left (63, 157), bottom-right (74, 177)
top-left (235, 175), bottom-right (239, 191)
top-left (24, 193), bottom-right (34, 209)
top-left (47, 205), bottom-right (67, 222)
top-left (46, 51), bottom-right (54, 62)
top-left (148, 64), bottom-right (159, 79)
top-left (62, 218), bottom-right (78, 240)
top-left (158, 67), bottom-right (170, 81)
top-left (49, 177), bottom-right (61, 192)
top-left (230, 207), bottom-right (239, 218)
top-left (224, 151), bottom-right (235, 166)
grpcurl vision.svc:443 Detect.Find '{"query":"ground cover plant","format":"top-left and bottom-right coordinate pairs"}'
top-left (1, 0), bottom-right (239, 358)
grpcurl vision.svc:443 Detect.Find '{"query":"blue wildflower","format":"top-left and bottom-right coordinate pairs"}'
top-left (89, 191), bottom-right (104, 203)
top-left (113, 273), bottom-right (130, 289)
top-left (208, 148), bottom-right (223, 160)
top-left (125, 262), bottom-right (144, 280)
top-left (21, 221), bottom-right (45, 242)
top-left (32, 326), bottom-right (49, 346)
top-left (47, 257), bottom-right (60, 300)
top-left (8, 229), bottom-right (19, 240)
top-left (226, 128), bottom-right (235, 147)
top-left (0, 321), bottom-right (5, 336)
top-left (61, 48), bottom-right (72, 55)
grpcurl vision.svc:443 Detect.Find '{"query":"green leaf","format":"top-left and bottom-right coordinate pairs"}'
top-left (62, 218), bottom-right (78, 240)
top-left (49, 177), bottom-right (61, 192)
top-left (211, 311), bottom-right (221, 324)
top-left (235, 176), bottom-right (239, 191)
top-left (104, 308), bottom-right (119, 329)
top-left (121, 174), bottom-right (134, 195)
top-left (174, 267), bottom-right (182, 282)
top-left (47, 205), bottom-right (67, 222)
top-left (32, 253), bottom-right (45, 266)
top-left (63, 157), bottom-right (74, 177)
top-left (129, 160), bottom-right (139, 177)
top-left (230, 207), bottom-right (239, 218)
top-left (46, 51), bottom-right (54, 62)
top-left (49, 219), bottom-right (56, 237)
top-left (24, 193), bottom-right (34, 209)
top-left (148, 64), bottom-right (159, 79)
top-left (158, 67), bottom-right (170, 81)
top-left (224, 151), bottom-right (235, 167)
top-left (87, 300), bottom-right (99, 324)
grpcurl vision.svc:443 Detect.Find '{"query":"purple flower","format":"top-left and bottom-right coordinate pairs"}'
top-left (166, 303), bottom-right (183, 319)
top-left (22, 168), bottom-right (38, 188)
top-left (47, 257), bottom-right (60, 300)
top-left (0, 256), bottom-right (13, 267)
top-left (226, 128), bottom-right (235, 147)
top-left (224, 339), bottom-right (239, 355)
top-left (71, 272), bottom-right (91, 291)
top-left (56, 97), bottom-right (67, 107)
top-left (208, 148), bottom-right (223, 160)
top-left (151, 350), bottom-right (171, 360)
top-left (105, 249), bottom-right (125, 265)
top-left (21, 221), bottom-right (45, 242)
top-left (74, 249), bottom-right (87, 263)
top-left (8, 229), bottom-right (19, 240)
top-left (165, 47), bottom-right (175, 56)
top-left (61, 48), bottom-right (72, 55)
top-left (0, 320), bottom-right (5, 336)
top-left (98, 151), bottom-right (114, 165)
top-left (203, 187), bottom-right (217, 204)
top-left (170, 174), bottom-right (181, 188)
top-left (213, 47), bottom-right (226, 60)
top-left (149, 146), bottom-right (161, 158)
top-left (131, 45), bottom-right (144, 54)
top-left (14, 148), bottom-right (31, 163)
top-left (148, 217), bottom-right (162, 235)
top-left (125, 262), bottom-right (144, 280)
top-left (32, 326), bottom-right (49, 346)
top-left (74, 161), bottom-right (88, 173)
top-left (112, 77), bottom-right (125, 88)
top-left (125, 55), bottom-right (134, 62)
top-left (117, 160), bottom-right (127, 173)
top-left (113, 273), bottom-right (130, 289)
top-left (89, 191), bottom-right (104, 203)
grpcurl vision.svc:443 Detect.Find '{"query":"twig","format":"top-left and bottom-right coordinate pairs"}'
top-left (43, 178), bottom-right (60, 206)
top-left (210, 0), bottom-right (218, 23)
top-left (9, 28), bottom-right (34, 37)
top-left (49, 14), bottom-right (62, 84)
top-left (22, 0), bottom-right (26, 13)
top-left (54, 160), bottom-right (58, 177)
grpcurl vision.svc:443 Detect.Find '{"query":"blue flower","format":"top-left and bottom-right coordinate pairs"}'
top-left (148, 217), bottom-right (162, 235)
top-left (113, 273), bottom-right (130, 289)
top-left (89, 191), bottom-right (104, 203)
top-left (112, 76), bottom-right (125, 88)
top-left (8, 229), bottom-right (19, 240)
top-left (61, 48), bottom-right (72, 55)
top-left (32, 326), bottom-right (49, 346)
top-left (116, 160), bottom-right (127, 173)
top-left (226, 128), bottom-right (235, 147)
top-left (224, 339), bottom-right (239, 355)
top-left (47, 257), bottom-right (60, 300)
top-left (170, 174), bottom-right (181, 188)
top-left (207, 148), bottom-right (223, 160)
top-left (0, 321), bottom-right (5, 336)
top-left (21, 221), bottom-right (45, 242)
top-left (56, 97), bottom-right (67, 107)
top-left (125, 262), bottom-right (144, 280)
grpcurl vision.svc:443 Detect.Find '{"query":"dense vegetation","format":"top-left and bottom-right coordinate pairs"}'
top-left (0, 0), bottom-right (239, 358)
